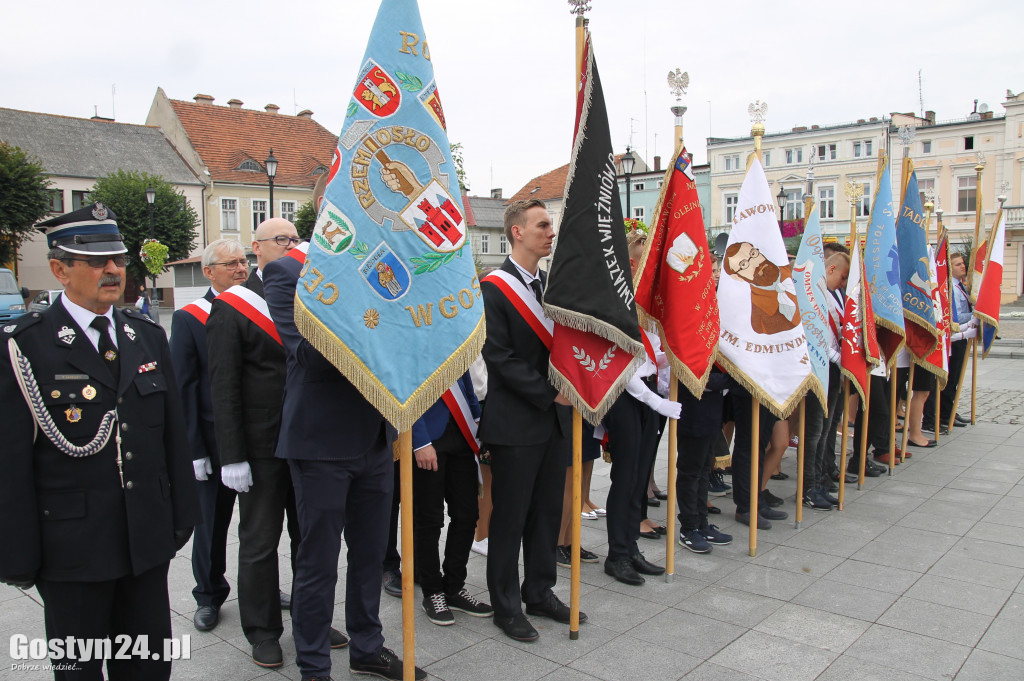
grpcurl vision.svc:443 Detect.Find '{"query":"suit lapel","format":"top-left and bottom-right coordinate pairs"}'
top-left (50, 299), bottom-right (117, 390)
top-left (114, 309), bottom-right (145, 395)
top-left (246, 270), bottom-right (264, 298)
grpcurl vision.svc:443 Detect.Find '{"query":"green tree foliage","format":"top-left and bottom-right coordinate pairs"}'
top-left (294, 199), bottom-right (316, 240)
top-left (450, 142), bottom-right (468, 192)
top-left (0, 142), bottom-right (52, 266)
top-left (87, 170), bottom-right (199, 284)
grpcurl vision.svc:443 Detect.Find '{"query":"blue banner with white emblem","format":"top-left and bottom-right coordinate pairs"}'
top-left (792, 210), bottom-right (829, 411)
top-left (863, 157), bottom-right (906, 365)
top-left (895, 161), bottom-right (939, 359)
top-left (294, 0), bottom-right (484, 432)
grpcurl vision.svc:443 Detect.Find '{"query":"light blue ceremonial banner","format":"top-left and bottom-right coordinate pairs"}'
top-left (895, 163), bottom-right (939, 358)
top-left (295, 0), bottom-right (484, 432)
top-left (793, 211), bottom-right (829, 410)
top-left (864, 159), bottom-right (905, 363)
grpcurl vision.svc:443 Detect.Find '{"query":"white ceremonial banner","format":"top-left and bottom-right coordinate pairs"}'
top-left (716, 159), bottom-right (812, 418)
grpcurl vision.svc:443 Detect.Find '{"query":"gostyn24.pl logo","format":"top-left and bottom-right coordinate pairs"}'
top-left (10, 634), bottom-right (191, 662)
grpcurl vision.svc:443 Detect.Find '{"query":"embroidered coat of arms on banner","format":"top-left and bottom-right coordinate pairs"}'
top-left (716, 159), bottom-right (812, 419)
top-left (863, 156), bottom-right (906, 366)
top-left (791, 210), bottom-right (830, 410)
top-left (896, 162), bottom-right (940, 360)
top-left (294, 0), bottom-right (484, 432)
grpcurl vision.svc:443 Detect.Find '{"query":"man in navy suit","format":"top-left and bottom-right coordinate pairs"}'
top-left (479, 199), bottom-right (581, 643)
top-left (411, 372), bottom-right (493, 625)
top-left (170, 238), bottom-right (249, 632)
top-left (264, 245), bottom-right (423, 681)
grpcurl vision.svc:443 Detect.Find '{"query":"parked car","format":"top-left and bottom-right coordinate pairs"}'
top-left (0, 268), bottom-right (30, 323)
top-left (28, 289), bottom-right (63, 313)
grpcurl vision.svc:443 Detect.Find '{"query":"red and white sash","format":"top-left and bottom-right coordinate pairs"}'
top-left (440, 386), bottom-right (481, 454)
top-left (182, 297), bottom-right (213, 325)
top-left (217, 285), bottom-right (282, 345)
top-left (482, 270), bottom-right (554, 350)
top-left (287, 241), bottom-right (309, 265)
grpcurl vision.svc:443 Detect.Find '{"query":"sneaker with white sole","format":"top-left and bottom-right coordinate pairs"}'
top-left (679, 529), bottom-right (712, 553)
top-left (708, 469), bottom-right (731, 496)
top-left (699, 524), bottom-right (732, 545)
top-left (421, 592), bottom-right (454, 626)
top-left (470, 538), bottom-right (488, 556)
top-left (445, 587), bottom-right (493, 617)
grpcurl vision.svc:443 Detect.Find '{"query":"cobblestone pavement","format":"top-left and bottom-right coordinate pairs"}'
top-left (3, 359), bottom-right (1024, 681)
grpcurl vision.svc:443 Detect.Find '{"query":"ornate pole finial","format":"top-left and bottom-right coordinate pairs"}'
top-left (844, 181), bottom-right (864, 206)
top-left (898, 125), bottom-right (916, 153)
top-left (568, 0), bottom-right (591, 16)
top-left (998, 194), bottom-right (1008, 208)
top-left (748, 100), bottom-right (767, 159)
top-left (667, 69), bottom-right (689, 103)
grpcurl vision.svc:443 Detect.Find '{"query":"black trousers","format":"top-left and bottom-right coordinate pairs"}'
top-left (924, 339), bottom-right (968, 421)
top-left (383, 460), bottom-right (402, 574)
top-left (237, 457), bottom-right (299, 644)
top-left (605, 394), bottom-right (658, 560)
top-left (853, 374), bottom-right (892, 458)
top-left (412, 416), bottom-right (480, 595)
top-left (820, 364), bottom-right (846, 482)
top-left (730, 392), bottom-right (777, 514)
top-left (289, 441), bottom-right (393, 677)
top-left (486, 433), bottom-right (567, 618)
top-left (676, 433), bottom-right (715, 531)
top-left (191, 469), bottom-right (236, 608)
top-left (639, 412), bottom-right (668, 522)
top-left (36, 562), bottom-right (172, 681)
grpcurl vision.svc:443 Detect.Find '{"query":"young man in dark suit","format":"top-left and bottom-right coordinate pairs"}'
top-left (170, 238), bottom-right (249, 632)
top-left (479, 199), bottom-right (583, 643)
top-left (0, 204), bottom-right (198, 680)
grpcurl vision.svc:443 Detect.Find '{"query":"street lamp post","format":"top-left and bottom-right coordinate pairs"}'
top-left (776, 187), bottom-right (787, 231)
top-left (621, 146), bottom-right (636, 220)
top-left (144, 184), bottom-right (159, 323)
top-left (266, 149), bottom-right (278, 218)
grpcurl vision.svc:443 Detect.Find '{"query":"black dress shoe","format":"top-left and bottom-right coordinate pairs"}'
top-left (758, 506), bottom-right (788, 521)
top-left (908, 439), bottom-right (937, 448)
top-left (494, 614), bottom-right (539, 642)
top-left (251, 639), bottom-right (283, 668)
top-left (707, 504), bottom-right (722, 514)
top-left (639, 530), bottom-right (660, 540)
top-left (761, 489), bottom-right (784, 508)
top-left (653, 490), bottom-right (669, 500)
top-left (952, 419), bottom-right (967, 428)
top-left (770, 472), bottom-right (790, 481)
top-left (652, 525), bottom-right (667, 535)
top-left (193, 604), bottom-right (219, 631)
top-left (329, 627), bottom-right (348, 649)
top-left (525, 593), bottom-right (586, 624)
top-left (279, 590), bottom-right (291, 611)
top-left (382, 569), bottom-right (402, 598)
top-left (630, 552), bottom-right (665, 576)
top-left (954, 414), bottom-right (970, 426)
top-left (646, 496), bottom-right (661, 507)
top-left (604, 557), bottom-right (645, 585)
top-left (350, 647), bottom-right (426, 681)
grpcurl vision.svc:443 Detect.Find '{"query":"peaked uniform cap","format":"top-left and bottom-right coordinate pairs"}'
top-left (37, 202), bottom-right (127, 256)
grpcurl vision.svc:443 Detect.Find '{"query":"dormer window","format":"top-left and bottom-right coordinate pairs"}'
top-left (237, 159), bottom-right (262, 172)
top-left (310, 165), bottom-right (328, 176)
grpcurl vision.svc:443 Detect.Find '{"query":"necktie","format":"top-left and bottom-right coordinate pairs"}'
top-left (90, 316), bottom-right (120, 385)
top-left (530, 279), bottom-right (543, 305)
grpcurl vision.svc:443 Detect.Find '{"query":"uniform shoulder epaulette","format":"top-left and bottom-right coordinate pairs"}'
top-left (123, 308), bottom-right (159, 325)
top-left (1, 313), bottom-right (43, 337)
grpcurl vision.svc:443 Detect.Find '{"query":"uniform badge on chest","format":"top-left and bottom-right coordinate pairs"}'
top-left (82, 385), bottom-right (97, 400)
top-left (58, 326), bottom-right (76, 345)
top-left (123, 323), bottom-right (136, 342)
top-left (65, 406), bottom-right (83, 423)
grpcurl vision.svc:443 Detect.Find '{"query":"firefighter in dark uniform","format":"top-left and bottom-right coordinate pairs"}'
top-left (0, 203), bottom-right (199, 681)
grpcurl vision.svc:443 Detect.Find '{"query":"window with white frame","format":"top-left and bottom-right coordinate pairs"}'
top-left (785, 190), bottom-right (804, 220)
top-left (633, 207), bottom-right (645, 220)
top-left (819, 186), bottom-right (835, 219)
top-left (48, 189), bottom-right (64, 213)
top-left (725, 193), bottom-right (739, 224)
top-left (852, 140), bottom-right (874, 158)
top-left (816, 143), bottom-right (838, 161)
top-left (763, 151), bottom-right (771, 167)
top-left (252, 199), bottom-right (267, 230)
top-left (633, 181), bottom-right (645, 191)
top-left (958, 176), bottom-right (977, 212)
top-left (723, 154), bottom-right (740, 171)
top-left (785, 147), bottom-right (803, 164)
top-left (221, 198), bottom-right (238, 231)
top-left (917, 178), bottom-right (936, 208)
top-left (964, 136), bottom-right (974, 151)
top-left (72, 190), bottom-right (89, 211)
top-left (855, 181), bottom-right (872, 217)
top-left (921, 140), bottom-right (932, 154)
top-left (499, 235), bottom-right (509, 254)
top-left (479, 234), bottom-right (489, 254)
top-left (280, 201), bottom-right (296, 222)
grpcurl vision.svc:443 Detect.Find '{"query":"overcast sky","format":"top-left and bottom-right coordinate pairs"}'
top-left (5, 0), bottom-right (1022, 198)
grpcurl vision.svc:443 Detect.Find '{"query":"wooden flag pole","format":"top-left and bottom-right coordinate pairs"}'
top-left (971, 334), bottom-right (978, 424)
top-left (666, 381), bottom-right (678, 582)
top-left (794, 398), bottom-right (806, 529)
top-left (749, 398), bottom-right (760, 557)
top-left (570, 410), bottom-right (582, 640)
top-left (838, 379), bottom-right (851, 510)
top-left (900, 364), bottom-right (914, 463)
top-left (398, 430), bottom-right (416, 681)
top-left (857, 380), bottom-right (871, 490)
top-left (887, 370), bottom-right (898, 476)
top-left (934, 375), bottom-right (942, 444)
top-left (948, 336), bottom-right (971, 432)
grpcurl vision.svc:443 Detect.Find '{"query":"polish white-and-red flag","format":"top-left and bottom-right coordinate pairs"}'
top-left (840, 242), bottom-right (881, 401)
top-left (974, 209), bottom-right (1005, 357)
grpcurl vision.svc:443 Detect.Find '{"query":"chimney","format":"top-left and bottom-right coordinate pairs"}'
top-left (869, 116), bottom-right (879, 122)
top-left (793, 126), bottom-right (808, 132)
top-left (925, 110), bottom-right (936, 124)
top-left (227, 98), bottom-right (243, 109)
top-left (490, 188), bottom-right (503, 199)
top-left (297, 109), bottom-right (314, 119)
top-left (654, 156), bottom-right (661, 172)
top-left (811, 124), bottom-right (820, 130)
top-left (193, 93), bottom-right (214, 105)
top-left (265, 103), bottom-right (280, 114)
top-left (857, 119), bottom-right (866, 124)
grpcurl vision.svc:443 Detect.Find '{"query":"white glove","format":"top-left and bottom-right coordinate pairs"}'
top-left (963, 325), bottom-right (978, 339)
top-left (193, 457), bottom-right (213, 481)
top-left (654, 399), bottom-right (682, 420)
top-left (221, 461), bottom-right (253, 493)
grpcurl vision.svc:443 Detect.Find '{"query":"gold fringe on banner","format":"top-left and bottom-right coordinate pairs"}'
top-left (294, 294), bottom-right (486, 433)
top-left (714, 349), bottom-right (815, 421)
top-left (548, 354), bottom-right (643, 426)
